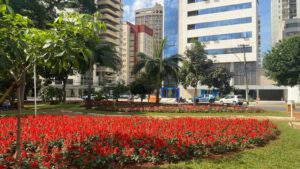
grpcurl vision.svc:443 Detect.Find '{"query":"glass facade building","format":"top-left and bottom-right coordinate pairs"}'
top-left (188, 2), bottom-right (252, 16)
top-left (188, 32), bottom-right (252, 43)
top-left (188, 17), bottom-right (252, 30)
top-left (164, 0), bottom-right (179, 58)
top-left (163, 0), bottom-right (179, 97)
top-left (206, 46), bottom-right (252, 55)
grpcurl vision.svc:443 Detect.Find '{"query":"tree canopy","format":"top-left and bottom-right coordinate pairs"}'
top-left (132, 39), bottom-right (182, 104)
top-left (263, 36), bottom-right (300, 86)
top-left (9, 0), bottom-right (97, 28)
top-left (179, 41), bottom-right (213, 100)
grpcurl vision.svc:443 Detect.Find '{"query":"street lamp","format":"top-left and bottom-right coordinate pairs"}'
top-left (33, 59), bottom-right (37, 116)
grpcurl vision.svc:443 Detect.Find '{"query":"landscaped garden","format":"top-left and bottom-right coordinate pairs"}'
top-left (82, 100), bottom-right (263, 114)
top-left (0, 115), bottom-right (279, 168)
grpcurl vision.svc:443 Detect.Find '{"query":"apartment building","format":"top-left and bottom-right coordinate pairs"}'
top-left (135, 3), bottom-right (163, 44)
top-left (271, 0), bottom-right (300, 103)
top-left (96, 0), bottom-right (123, 84)
top-left (271, 0), bottom-right (300, 45)
top-left (121, 22), bottom-right (154, 85)
top-left (163, 0), bottom-right (287, 101)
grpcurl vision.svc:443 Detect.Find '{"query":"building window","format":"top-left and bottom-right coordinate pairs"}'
top-left (206, 46), bottom-right (252, 55)
top-left (188, 2), bottom-right (252, 16)
top-left (187, 17), bottom-right (252, 30)
top-left (187, 32), bottom-right (252, 43)
top-left (66, 79), bottom-right (73, 85)
top-left (187, 0), bottom-right (206, 4)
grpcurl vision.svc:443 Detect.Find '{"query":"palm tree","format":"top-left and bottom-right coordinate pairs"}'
top-left (132, 39), bottom-right (182, 104)
top-left (85, 41), bottom-right (121, 109)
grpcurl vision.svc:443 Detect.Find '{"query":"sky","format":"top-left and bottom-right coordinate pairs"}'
top-left (123, 0), bottom-right (271, 54)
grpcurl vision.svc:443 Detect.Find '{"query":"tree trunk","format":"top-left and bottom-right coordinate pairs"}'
top-left (86, 66), bottom-right (93, 109)
top-left (155, 85), bottom-right (161, 105)
top-left (62, 76), bottom-right (67, 103)
top-left (0, 81), bottom-right (17, 104)
top-left (193, 87), bottom-right (197, 106)
top-left (16, 73), bottom-right (24, 168)
top-left (20, 73), bottom-right (26, 108)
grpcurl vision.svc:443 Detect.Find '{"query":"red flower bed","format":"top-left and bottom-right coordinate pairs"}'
top-left (0, 116), bottom-right (279, 168)
top-left (83, 101), bottom-right (263, 113)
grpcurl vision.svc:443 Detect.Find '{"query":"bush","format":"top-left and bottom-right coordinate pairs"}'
top-left (39, 86), bottom-right (63, 103)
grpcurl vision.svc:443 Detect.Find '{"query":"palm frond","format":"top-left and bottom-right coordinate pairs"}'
top-left (93, 42), bottom-right (121, 71)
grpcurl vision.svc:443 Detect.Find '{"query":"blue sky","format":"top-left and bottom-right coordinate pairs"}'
top-left (123, 0), bottom-right (271, 54)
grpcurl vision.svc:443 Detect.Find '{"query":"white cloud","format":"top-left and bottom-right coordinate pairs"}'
top-left (123, 0), bottom-right (164, 23)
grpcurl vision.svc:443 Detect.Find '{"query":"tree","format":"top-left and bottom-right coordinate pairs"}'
top-left (202, 65), bottom-right (233, 96)
top-left (39, 86), bottom-right (63, 102)
top-left (130, 73), bottom-right (156, 103)
top-left (85, 42), bottom-right (121, 109)
top-left (9, 0), bottom-right (97, 28)
top-left (179, 41), bottom-right (213, 104)
top-left (42, 12), bottom-right (106, 103)
top-left (0, 6), bottom-right (47, 164)
top-left (264, 36), bottom-right (300, 86)
top-left (132, 39), bottom-right (182, 104)
top-left (112, 82), bottom-right (129, 102)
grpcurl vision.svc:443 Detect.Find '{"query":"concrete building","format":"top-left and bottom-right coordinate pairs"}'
top-left (135, 3), bottom-right (163, 44)
top-left (121, 22), bottom-right (154, 85)
top-left (96, 0), bottom-right (123, 84)
top-left (271, 0), bottom-right (300, 45)
top-left (163, 0), bottom-right (287, 101)
top-left (271, 0), bottom-right (300, 103)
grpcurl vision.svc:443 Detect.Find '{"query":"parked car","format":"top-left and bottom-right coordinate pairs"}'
top-left (82, 95), bottom-right (95, 100)
top-left (192, 94), bottom-right (216, 103)
top-left (220, 95), bottom-right (244, 105)
top-left (119, 94), bottom-right (130, 99)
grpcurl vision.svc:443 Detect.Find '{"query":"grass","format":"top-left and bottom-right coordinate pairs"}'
top-left (0, 103), bottom-right (289, 117)
top-left (150, 121), bottom-right (300, 169)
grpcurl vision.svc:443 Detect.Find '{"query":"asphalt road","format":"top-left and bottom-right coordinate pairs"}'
top-left (249, 102), bottom-right (300, 113)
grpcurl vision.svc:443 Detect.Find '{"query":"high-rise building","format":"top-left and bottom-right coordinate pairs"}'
top-left (271, 0), bottom-right (300, 103)
top-left (164, 0), bottom-right (287, 101)
top-left (121, 22), bottom-right (154, 85)
top-left (95, 0), bottom-right (123, 84)
top-left (177, 0), bottom-right (260, 98)
top-left (135, 3), bottom-right (163, 44)
top-left (271, 0), bottom-right (300, 45)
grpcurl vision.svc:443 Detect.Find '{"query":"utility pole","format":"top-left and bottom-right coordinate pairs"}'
top-left (239, 44), bottom-right (250, 105)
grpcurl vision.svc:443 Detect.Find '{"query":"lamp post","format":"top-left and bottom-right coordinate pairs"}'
top-left (34, 60), bottom-right (37, 116)
top-left (238, 44), bottom-right (250, 105)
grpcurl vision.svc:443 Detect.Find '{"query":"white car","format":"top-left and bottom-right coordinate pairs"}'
top-left (220, 95), bottom-right (244, 105)
top-left (82, 95), bottom-right (95, 100)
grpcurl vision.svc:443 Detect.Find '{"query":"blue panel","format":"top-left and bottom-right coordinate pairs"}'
top-left (188, 32), bottom-right (252, 42)
top-left (206, 47), bottom-right (252, 55)
top-left (195, 3), bottom-right (252, 16)
top-left (188, 17), bottom-right (252, 30)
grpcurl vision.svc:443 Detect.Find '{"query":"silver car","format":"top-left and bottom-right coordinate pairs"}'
top-left (220, 95), bottom-right (244, 105)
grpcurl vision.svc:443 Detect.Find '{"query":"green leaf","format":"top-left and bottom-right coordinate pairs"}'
top-left (43, 43), bottom-right (51, 49)
top-left (55, 51), bottom-right (65, 57)
top-left (0, 4), bottom-right (6, 12)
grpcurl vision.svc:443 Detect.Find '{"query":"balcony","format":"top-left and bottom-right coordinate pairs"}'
top-left (101, 29), bottom-right (119, 39)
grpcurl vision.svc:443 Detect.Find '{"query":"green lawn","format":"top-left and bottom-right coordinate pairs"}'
top-left (152, 122), bottom-right (300, 169)
top-left (0, 103), bottom-right (289, 117)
